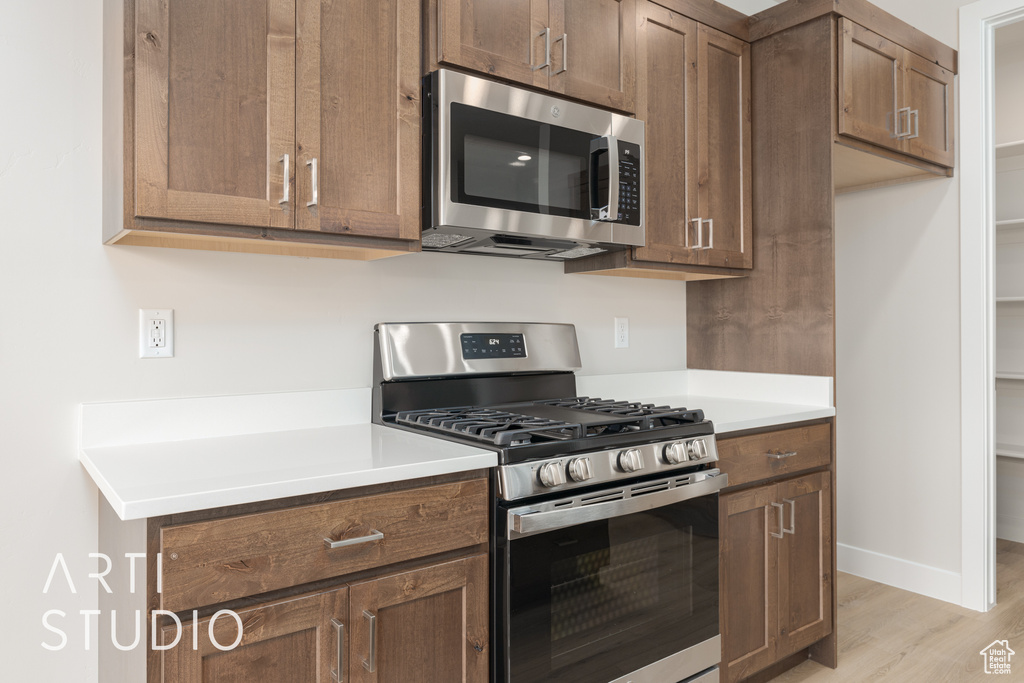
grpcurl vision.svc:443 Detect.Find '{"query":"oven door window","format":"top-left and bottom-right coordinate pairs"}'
top-left (450, 103), bottom-right (594, 218)
top-left (507, 495), bottom-right (719, 682)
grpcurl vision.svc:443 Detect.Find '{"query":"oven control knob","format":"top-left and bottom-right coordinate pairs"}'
top-left (538, 462), bottom-right (567, 488)
top-left (663, 442), bottom-right (688, 464)
top-left (618, 449), bottom-right (645, 473)
top-left (688, 439), bottom-right (707, 460)
top-left (567, 457), bottom-right (594, 482)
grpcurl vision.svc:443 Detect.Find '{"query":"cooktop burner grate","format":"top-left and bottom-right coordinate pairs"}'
top-left (538, 397), bottom-right (705, 425)
top-left (395, 407), bottom-right (584, 447)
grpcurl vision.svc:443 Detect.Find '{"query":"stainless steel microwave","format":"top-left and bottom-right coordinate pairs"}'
top-left (423, 70), bottom-right (644, 260)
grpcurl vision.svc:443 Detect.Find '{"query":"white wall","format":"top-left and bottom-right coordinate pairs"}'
top-left (995, 20), bottom-right (1024, 145)
top-left (0, 2), bottom-right (688, 678)
top-left (834, 0), bottom-right (967, 602)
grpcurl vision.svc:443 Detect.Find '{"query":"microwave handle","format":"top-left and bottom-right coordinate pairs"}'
top-left (589, 135), bottom-right (619, 222)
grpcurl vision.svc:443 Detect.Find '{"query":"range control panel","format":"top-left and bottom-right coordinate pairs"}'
top-left (616, 140), bottom-right (642, 226)
top-left (461, 333), bottom-right (527, 359)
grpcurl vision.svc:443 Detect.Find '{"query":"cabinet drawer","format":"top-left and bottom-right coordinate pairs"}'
top-left (717, 423), bottom-right (831, 488)
top-left (159, 478), bottom-right (488, 613)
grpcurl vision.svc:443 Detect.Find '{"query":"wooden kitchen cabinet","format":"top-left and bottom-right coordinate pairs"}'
top-left (433, 0), bottom-right (635, 112)
top-left (720, 471), bottom-right (832, 683)
top-left (348, 555), bottom-right (489, 682)
top-left (162, 586), bottom-right (349, 683)
top-left (565, 0), bottom-right (751, 281)
top-left (106, 0), bottom-right (420, 260)
top-left (838, 18), bottom-right (954, 169)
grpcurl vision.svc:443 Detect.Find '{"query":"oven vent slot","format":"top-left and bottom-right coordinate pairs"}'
top-left (581, 489), bottom-right (628, 506)
top-left (630, 481), bottom-right (672, 496)
top-left (553, 500), bottom-right (575, 508)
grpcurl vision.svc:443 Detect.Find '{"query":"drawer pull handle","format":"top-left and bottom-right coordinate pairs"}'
top-left (331, 618), bottom-right (344, 682)
top-left (783, 498), bottom-right (796, 535)
top-left (324, 530), bottom-right (384, 549)
top-left (765, 450), bottom-right (797, 459)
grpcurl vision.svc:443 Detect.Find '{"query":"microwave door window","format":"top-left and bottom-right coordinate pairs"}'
top-left (451, 104), bottom-right (590, 218)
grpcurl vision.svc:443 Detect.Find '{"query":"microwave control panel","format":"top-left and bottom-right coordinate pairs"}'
top-left (616, 140), bottom-right (642, 226)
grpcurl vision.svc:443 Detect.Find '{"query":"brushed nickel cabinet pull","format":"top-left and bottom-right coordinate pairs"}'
top-left (532, 28), bottom-right (551, 71)
top-left (702, 218), bottom-right (714, 250)
top-left (907, 109), bottom-right (920, 140)
top-left (554, 33), bottom-right (567, 74)
top-left (331, 618), bottom-right (344, 682)
top-left (770, 502), bottom-right (784, 539)
top-left (783, 498), bottom-right (796, 535)
top-left (324, 530), bottom-right (384, 549)
top-left (362, 610), bottom-right (377, 672)
top-left (278, 154), bottom-right (290, 205)
top-left (307, 158), bottom-right (319, 207)
top-left (765, 450), bottom-right (797, 459)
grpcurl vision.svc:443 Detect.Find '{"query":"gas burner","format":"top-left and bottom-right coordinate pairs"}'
top-left (395, 407), bottom-right (583, 447)
top-left (538, 397), bottom-right (705, 426)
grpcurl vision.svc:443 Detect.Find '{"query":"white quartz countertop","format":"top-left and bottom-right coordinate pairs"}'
top-left (81, 370), bottom-right (834, 521)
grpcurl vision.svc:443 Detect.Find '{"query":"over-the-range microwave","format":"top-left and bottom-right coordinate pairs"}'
top-left (423, 69), bottom-right (644, 260)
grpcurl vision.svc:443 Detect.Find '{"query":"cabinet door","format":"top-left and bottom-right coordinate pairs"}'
top-left (837, 19), bottom-right (902, 154)
top-left (776, 471), bottom-right (832, 658)
top-left (162, 586), bottom-right (348, 683)
top-left (349, 554), bottom-right (488, 683)
top-left (900, 50), bottom-right (955, 168)
top-left (549, 0), bottom-right (636, 111)
top-left (134, 0), bottom-right (295, 229)
top-left (720, 484), bottom-right (778, 683)
top-left (696, 24), bottom-right (752, 269)
top-left (436, 0), bottom-right (549, 90)
top-left (295, 0), bottom-right (420, 240)
top-left (631, 2), bottom-right (699, 265)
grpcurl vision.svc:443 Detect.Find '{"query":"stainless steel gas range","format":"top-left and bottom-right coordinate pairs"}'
top-left (372, 322), bottom-right (725, 683)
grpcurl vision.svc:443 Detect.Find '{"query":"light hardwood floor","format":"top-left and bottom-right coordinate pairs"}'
top-left (772, 539), bottom-right (1024, 681)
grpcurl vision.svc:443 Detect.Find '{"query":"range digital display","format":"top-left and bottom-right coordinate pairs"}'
top-left (461, 333), bottom-right (526, 359)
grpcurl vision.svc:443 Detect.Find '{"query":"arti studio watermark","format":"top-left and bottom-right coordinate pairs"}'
top-left (41, 553), bottom-right (243, 652)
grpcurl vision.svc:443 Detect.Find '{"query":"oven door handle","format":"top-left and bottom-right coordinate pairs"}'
top-left (507, 473), bottom-right (727, 539)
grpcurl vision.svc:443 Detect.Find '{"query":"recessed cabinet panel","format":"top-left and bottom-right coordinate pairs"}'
top-left (838, 19), bottom-right (901, 153)
top-left (697, 24), bottom-right (752, 269)
top-left (550, 0), bottom-right (636, 111)
top-left (135, 0), bottom-right (295, 229)
top-left (632, 2), bottom-right (698, 265)
top-left (436, 0), bottom-right (548, 89)
top-left (901, 51), bottom-right (955, 167)
top-left (296, 0), bottom-right (420, 239)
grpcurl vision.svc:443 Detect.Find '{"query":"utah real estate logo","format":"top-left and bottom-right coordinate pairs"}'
top-left (980, 640), bottom-right (1015, 675)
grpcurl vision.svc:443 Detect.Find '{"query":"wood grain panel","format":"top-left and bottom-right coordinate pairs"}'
top-left (162, 586), bottom-right (347, 683)
top-left (837, 19), bottom-right (901, 154)
top-left (436, 0), bottom-right (548, 89)
top-left (646, 0), bottom-right (748, 41)
top-left (549, 0), bottom-right (636, 112)
top-left (901, 49), bottom-right (955, 168)
top-left (296, 0), bottom-right (421, 240)
top-left (717, 423), bottom-right (832, 489)
top-left (632, 1), bottom-right (699, 265)
top-left (687, 16), bottom-right (836, 377)
top-left (721, 484), bottom-right (778, 683)
top-left (776, 472), bottom-right (832, 658)
top-left (697, 23), bottom-right (752, 269)
top-left (349, 554), bottom-right (488, 682)
top-left (134, 0), bottom-right (294, 229)
top-left (159, 479), bottom-right (488, 613)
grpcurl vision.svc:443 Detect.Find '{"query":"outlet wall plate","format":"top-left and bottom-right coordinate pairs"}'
top-left (140, 309), bottom-right (174, 358)
top-left (614, 317), bottom-right (629, 349)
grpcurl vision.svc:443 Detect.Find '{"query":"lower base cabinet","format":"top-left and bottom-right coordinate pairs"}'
top-left (720, 471), bottom-right (832, 683)
top-left (163, 554), bottom-right (488, 683)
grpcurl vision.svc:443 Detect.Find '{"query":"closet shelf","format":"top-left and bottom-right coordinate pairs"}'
top-left (996, 297), bottom-right (1024, 303)
top-left (996, 372), bottom-right (1024, 380)
top-left (996, 140), bottom-right (1024, 158)
top-left (997, 218), bottom-right (1024, 229)
top-left (997, 442), bottom-right (1024, 459)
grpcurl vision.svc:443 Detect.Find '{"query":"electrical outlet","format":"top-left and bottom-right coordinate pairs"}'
top-left (140, 309), bottom-right (174, 358)
top-left (614, 317), bottom-right (629, 348)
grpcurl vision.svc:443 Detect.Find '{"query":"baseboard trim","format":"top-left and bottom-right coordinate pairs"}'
top-left (837, 543), bottom-right (962, 605)
top-left (997, 515), bottom-right (1024, 543)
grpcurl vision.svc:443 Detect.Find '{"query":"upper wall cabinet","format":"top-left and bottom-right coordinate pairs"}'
top-left (838, 19), bottom-right (954, 168)
top-left (433, 0), bottom-right (636, 112)
top-left (565, 0), bottom-right (751, 281)
top-left (105, 0), bottom-right (421, 260)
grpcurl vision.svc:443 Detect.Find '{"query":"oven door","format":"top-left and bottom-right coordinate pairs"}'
top-left (430, 69), bottom-right (644, 248)
top-left (499, 474), bottom-right (726, 683)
